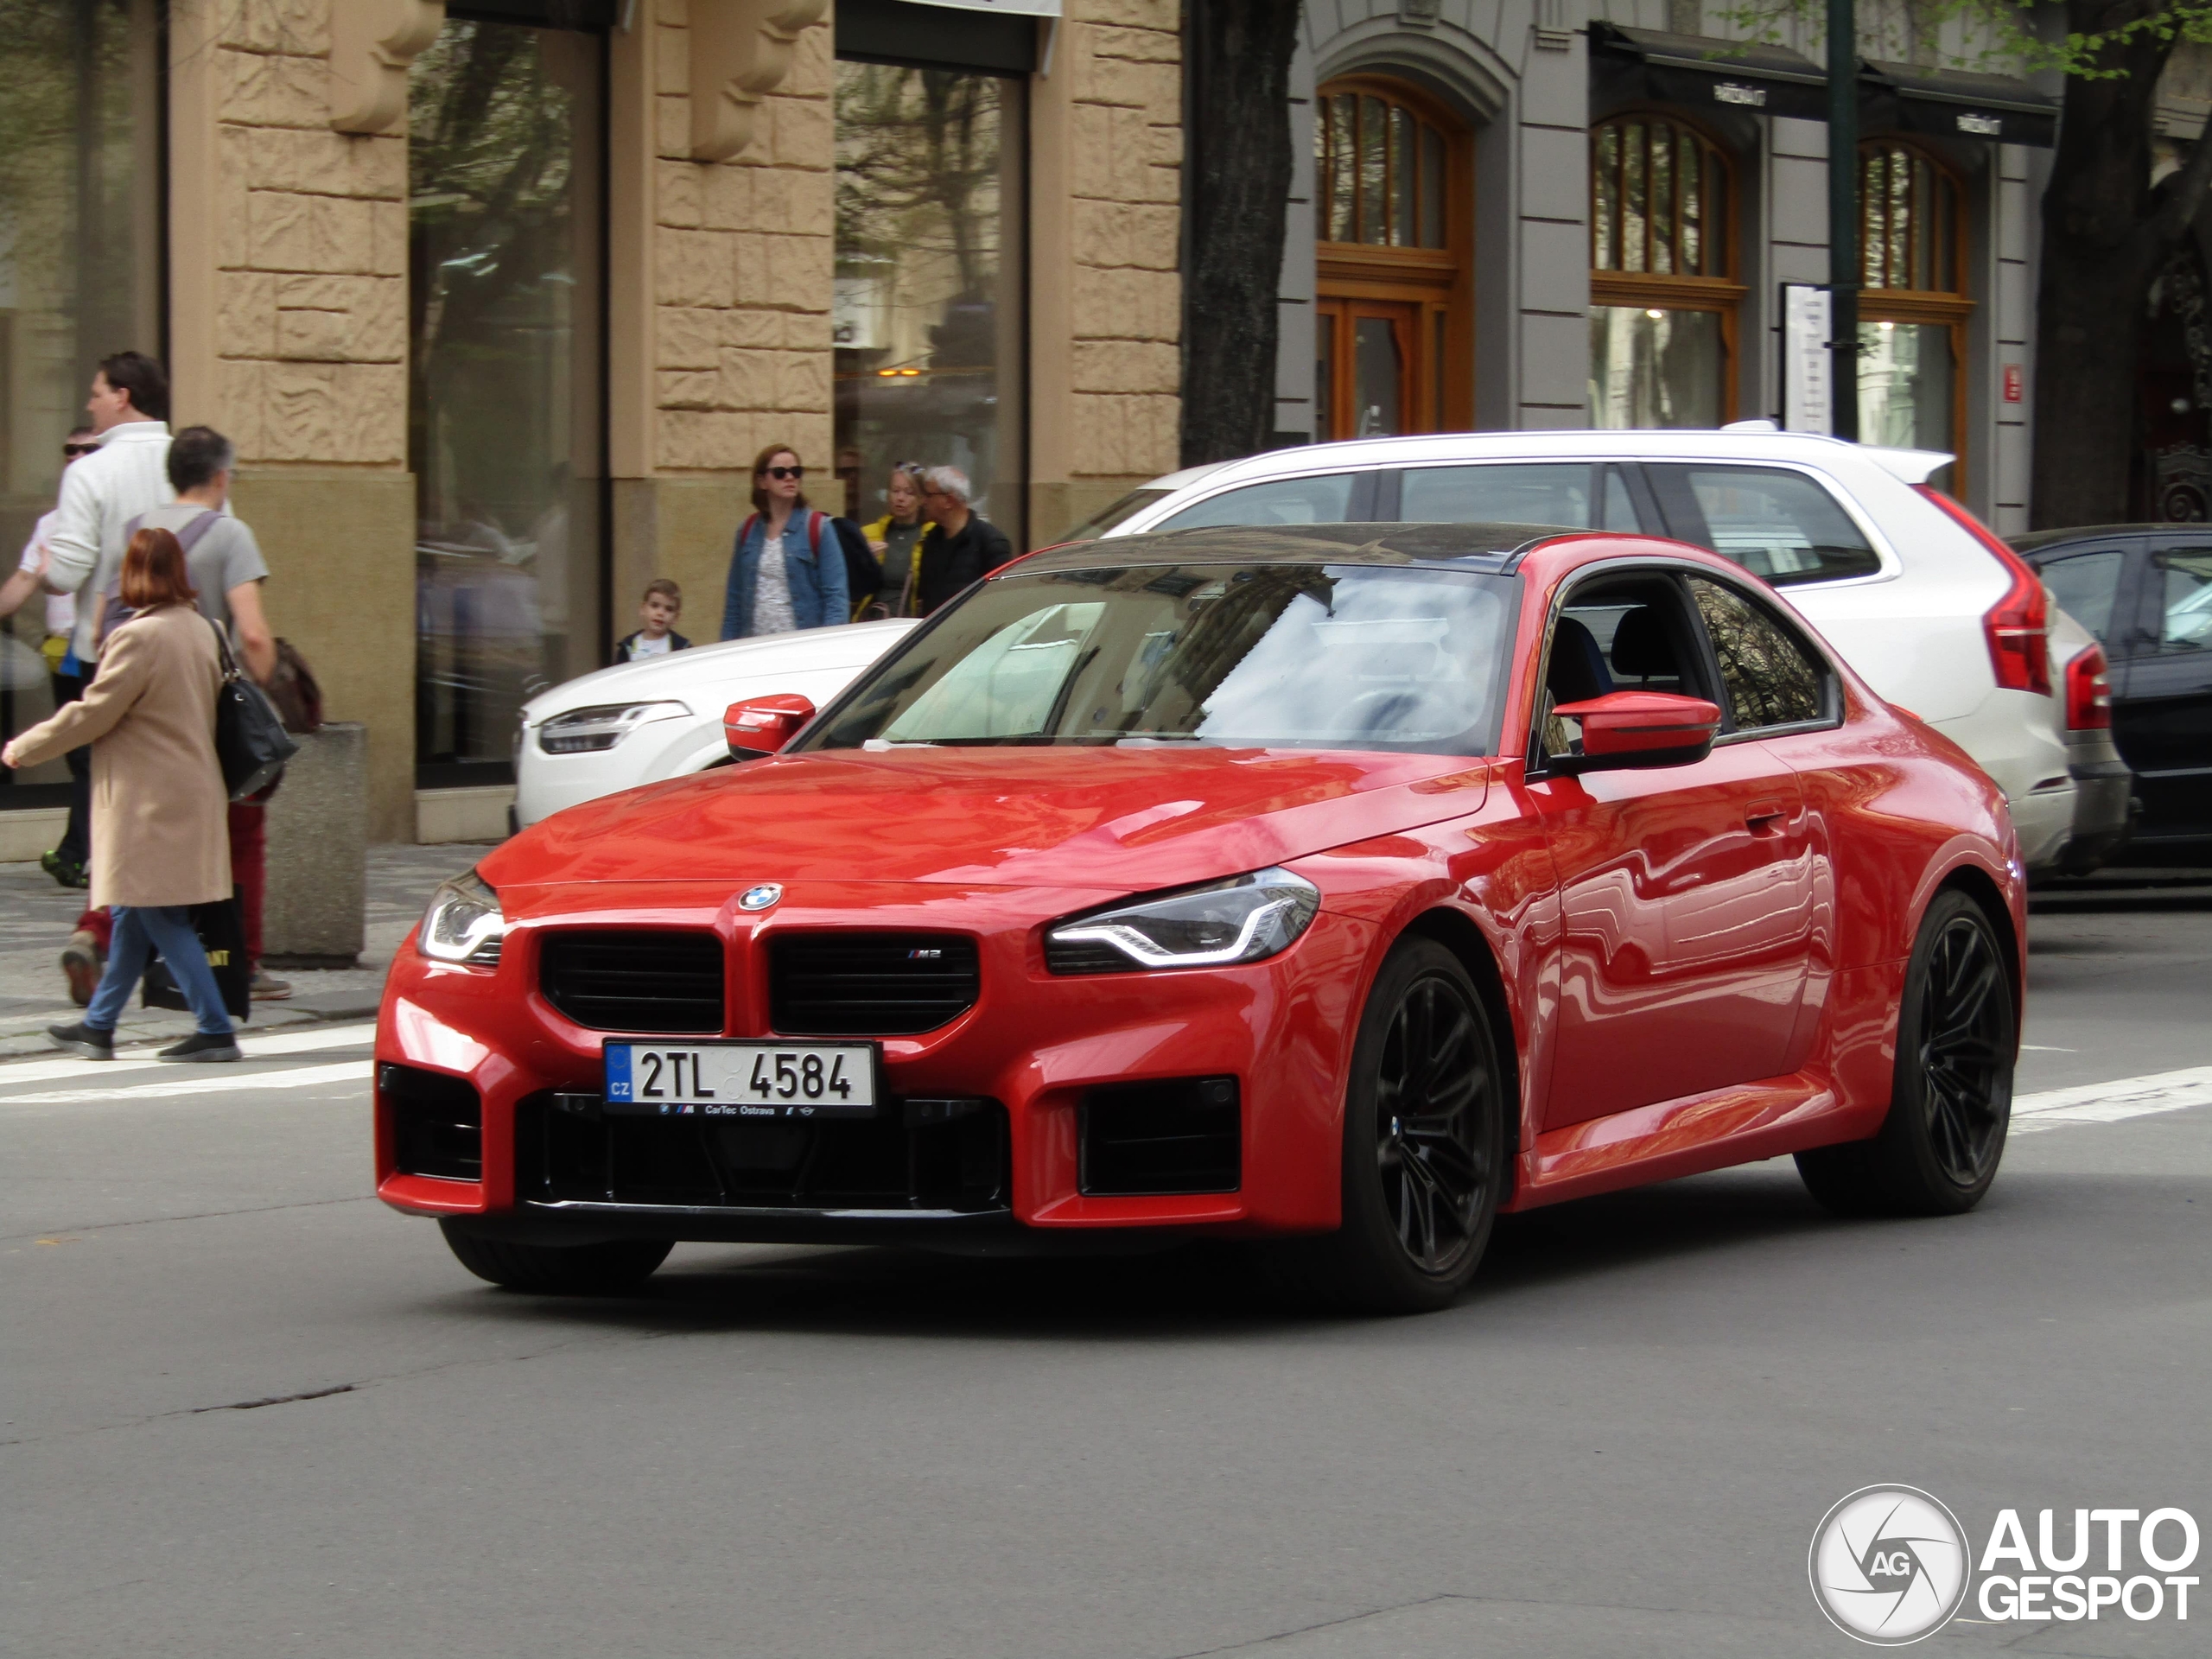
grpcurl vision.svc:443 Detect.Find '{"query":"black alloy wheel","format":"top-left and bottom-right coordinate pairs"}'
top-left (1796, 888), bottom-right (2015, 1217)
top-left (1265, 937), bottom-right (1506, 1313)
top-left (1375, 969), bottom-right (1492, 1276)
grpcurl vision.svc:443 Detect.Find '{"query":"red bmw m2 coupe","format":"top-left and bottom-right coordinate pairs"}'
top-left (377, 524), bottom-right (2024, 1313)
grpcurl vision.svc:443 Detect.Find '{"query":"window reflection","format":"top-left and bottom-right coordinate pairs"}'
top-left (0, 0), bottom-right (159, 799)
top-left (1317, 88), bottom-right (1450, 250)
top-left (409, 18), bottom-right (605, 782)
top-left (1588, 307), bottom-right (1723, 428)
top-left (834, 62), bottom-right (1025, 538)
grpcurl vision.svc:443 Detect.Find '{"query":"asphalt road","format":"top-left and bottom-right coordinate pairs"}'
top-left (5, 891), bottom-right (2210, 1658)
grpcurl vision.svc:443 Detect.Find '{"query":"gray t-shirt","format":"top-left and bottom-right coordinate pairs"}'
top-left (136, 503), bottom-right (270, 638)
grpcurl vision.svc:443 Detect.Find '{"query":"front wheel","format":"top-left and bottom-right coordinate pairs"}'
top-left (1796, 888), bottom-right (2015, 1217)
top-left (439, 1220), bottom-right (672, 1294)
top-left (1268, 938), bottom-right (1507, 1314)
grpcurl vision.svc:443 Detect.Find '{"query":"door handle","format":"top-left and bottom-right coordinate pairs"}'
top-left (1745, 801), bottom-right (1787, 835)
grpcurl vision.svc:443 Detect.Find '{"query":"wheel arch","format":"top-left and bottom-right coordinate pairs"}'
top-left (1399, 906), bottom-right (1526, 1185)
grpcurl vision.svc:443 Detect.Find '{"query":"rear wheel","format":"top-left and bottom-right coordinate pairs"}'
top-left (1796, 888), bottom-right (2014, 1217)
top-left (439, 1220), bottom-right (672, 1294)
top-left (1268, 938), bottom-right (1506, 1314)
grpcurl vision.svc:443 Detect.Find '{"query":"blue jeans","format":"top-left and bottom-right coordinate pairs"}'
top-left (85, 906), bottom-right (234, 1038)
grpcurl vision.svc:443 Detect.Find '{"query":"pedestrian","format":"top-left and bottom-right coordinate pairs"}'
top-left (3, 525), bottom-right (241, 1065)
top-left (912, 466), bottom-right (1013, 617)
top-left (721, 443), bottom-right (849, 640)
top-left (861, 463), bottom-right (932, 618)
top-left (38, 352), bottom-right (174, 1006)
top-left (123, 426), bottom-right (286, 1001)
top-left (0, 425), bottom-right (98, 889)
top-left (612, 579), bottom-right (691, 662)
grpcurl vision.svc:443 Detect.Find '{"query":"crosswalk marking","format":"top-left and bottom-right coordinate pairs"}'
top-left (0, 1021), bottom-right (375, 1089)
top-left (2011, 1065), bottom-right (2212, 1134)
top-left (0, 1059), bottom-right (372, 1112)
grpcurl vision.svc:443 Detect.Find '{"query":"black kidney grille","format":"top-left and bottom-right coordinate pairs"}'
top-left (539, 931), bottom-right (724, 1033)
top-left (770, 933), bottom-right (981, 1035)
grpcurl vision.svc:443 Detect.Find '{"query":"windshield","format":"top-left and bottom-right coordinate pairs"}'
top-left (1059, 487), bottom-right (1172, 541)
top-left (804, 562), bottom-right (1519, 754)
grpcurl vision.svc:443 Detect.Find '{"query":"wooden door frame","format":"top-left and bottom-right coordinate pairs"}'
top-left (1314, 75), bottom-right (1475, 434)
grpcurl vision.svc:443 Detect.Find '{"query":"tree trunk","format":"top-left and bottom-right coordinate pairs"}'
top-left (1179, 0), bottom-right (1300, 468)
top-left (2031, 2), bottom-right (2188, 528)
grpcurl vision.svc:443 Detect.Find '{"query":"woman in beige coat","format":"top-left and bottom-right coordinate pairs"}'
top-left (2, 526), bottom-right (239, 1062)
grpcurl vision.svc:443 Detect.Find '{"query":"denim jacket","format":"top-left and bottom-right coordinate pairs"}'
top-left (721, 510), bottom-right (849, 639)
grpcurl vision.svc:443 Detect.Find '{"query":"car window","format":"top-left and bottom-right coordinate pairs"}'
top-left (1652, 465), bottom-right (1883, 585)
top-left (1687, 576), bottom-right (1829, 731)
top-left (1154, 474), bottom-right (1358, 531)
top-left (1397, 463), bottom-right (1643, 530)
top-left (1535, 572), bottom-right (1716, 763)
top-left (2036, 549), bottom-right (2128, 643)
top-left (2155, 549), bottom-right (2212, 652)
top-left (1062, 487), bottom-right (1171, 541)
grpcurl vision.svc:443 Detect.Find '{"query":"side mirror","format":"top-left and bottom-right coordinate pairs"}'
top-left (723, 693), bottom-right (816, 757)
top-left (1548, 690), bottom-right (1721, 774)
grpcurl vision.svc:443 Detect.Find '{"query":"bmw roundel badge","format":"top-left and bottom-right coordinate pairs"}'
top-left (738, 883), bottom-right (783, 912)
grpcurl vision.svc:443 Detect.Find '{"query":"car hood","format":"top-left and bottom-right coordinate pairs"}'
top-left (487, 746), bottom-right (1494, 893)
top-left (519, 621), bottom-right (918, 725)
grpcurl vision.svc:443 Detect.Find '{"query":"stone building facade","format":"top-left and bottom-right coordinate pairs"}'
top-left (0, 0), bottom-right (1179, 845)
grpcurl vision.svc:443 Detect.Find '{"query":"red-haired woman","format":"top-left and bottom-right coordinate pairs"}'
top-left (2, 526), bottom-right (238, 1062)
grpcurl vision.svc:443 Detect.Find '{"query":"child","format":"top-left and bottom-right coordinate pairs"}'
top-left (612, 579), bottom-right (691, 664)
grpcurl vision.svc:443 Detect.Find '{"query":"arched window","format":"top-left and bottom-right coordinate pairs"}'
top-left (1313, 79), bottom-right (1471, 440)
top-left (1588, 112), bottom-right (1743, 428)
top-left (1858, 141), bottom-right (1970, 467)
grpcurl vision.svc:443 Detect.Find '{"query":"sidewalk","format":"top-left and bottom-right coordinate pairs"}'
top-left (0, 843), bottom-right (487, 1056)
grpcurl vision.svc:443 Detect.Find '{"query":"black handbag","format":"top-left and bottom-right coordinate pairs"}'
top-left (142, 893), bottom-right (252, 1020)
top-left (210, 619), bottom-right (297, 800)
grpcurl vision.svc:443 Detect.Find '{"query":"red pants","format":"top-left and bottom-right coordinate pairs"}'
top-left (79, 800), bottom-right (266, 970)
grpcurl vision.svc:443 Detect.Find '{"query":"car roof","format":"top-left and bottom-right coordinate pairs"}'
top-left (2010, 524), bottom-right (2160, 555)
top-left (1129, 429), bottom-right (1956, 493)
top-left (1012, 522), bottom-right (1587, 575)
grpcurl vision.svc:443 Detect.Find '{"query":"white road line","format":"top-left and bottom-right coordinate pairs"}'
top-left (0, 1059), bottom-right (372, 1112)
top-left (2012, 1066), bottom-right (2212, 1134)
top-left (0, 1021), bottom-right (376, 1088)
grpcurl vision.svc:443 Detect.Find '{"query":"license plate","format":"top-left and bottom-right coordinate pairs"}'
top-left (603, 1041), bottom-right (879, 1119)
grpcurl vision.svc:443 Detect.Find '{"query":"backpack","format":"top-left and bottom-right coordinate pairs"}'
top-left (103, 509), bottom-right (221, 645)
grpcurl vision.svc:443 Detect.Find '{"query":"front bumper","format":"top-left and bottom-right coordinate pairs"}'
top-left (375, 882), bottom-right (1372, 1242)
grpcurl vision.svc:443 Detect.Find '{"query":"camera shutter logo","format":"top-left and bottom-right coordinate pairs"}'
top-left (1809, 1485), bottom-right (1972, 1644)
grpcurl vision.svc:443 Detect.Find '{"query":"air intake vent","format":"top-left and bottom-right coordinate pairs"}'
top-left (382, 1063), bottom-right (482, 1181)
top-left (1080, 1076), bottom-right (1241, 1196)
top-left (770, 933), bottom-right (980, 1035)
top-left (540, 931), bottom-right (724, 1033)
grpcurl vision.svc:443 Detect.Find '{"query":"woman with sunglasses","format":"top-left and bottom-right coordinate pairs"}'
top-left (860, 464), bottom-right (933, 620)
top-left (721, 444), bottom-right (849, 640)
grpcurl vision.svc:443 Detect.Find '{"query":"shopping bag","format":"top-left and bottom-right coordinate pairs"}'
top-left (142, 895), bottom-right (252, 1021)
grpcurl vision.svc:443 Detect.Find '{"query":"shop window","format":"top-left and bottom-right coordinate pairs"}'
top-left (408, 16), bottom-right (607, 786)
top-left (1587, 113), bottom-right (1742, 429)
top-left (0, 0), bottom-right (162, 809)
top-left (834, 61), bottom-right (1026, 546)
top-left (1313, 79), bottom-right (1470, 440)
top-left (1858, 141), bottom-right (1969, 466)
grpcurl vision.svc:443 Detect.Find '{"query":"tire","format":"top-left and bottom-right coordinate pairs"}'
top-left (1268, 938), bottom-right (1508, 1314)
top-left (438, 1219), bottom-right (672, 1294)
top-left (1796, 888), bottom-right (2015, 1217)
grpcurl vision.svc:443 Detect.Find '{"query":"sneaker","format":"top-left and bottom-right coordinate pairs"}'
top-left (48, 1021), bottom-right (114, 1060)
top-left (250, 970), bottom-right (292, 1001)
top-left (158, 1032), bottom-right (241, 1064)
top-left (41, 850), bottom-right (88, 889)
top-left (60, 931), bottom-right (104, 1007)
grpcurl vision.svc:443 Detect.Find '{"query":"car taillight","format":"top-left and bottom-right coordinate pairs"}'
top-left (2064, 642), bottom-right (2112, 730)
top-left (1915, 486), bottom-right (2052, 696)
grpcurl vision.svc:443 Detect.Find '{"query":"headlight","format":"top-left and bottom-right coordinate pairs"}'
top-left (419, 868), bottom-right (505, 964)
top-left (1046, 868), bottom-right (1321, 974)
top-left (536, 700), bottom-right (690, 754)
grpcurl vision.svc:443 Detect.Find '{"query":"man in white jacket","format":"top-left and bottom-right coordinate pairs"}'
top-left (42, 351), bottom-right (175, 666)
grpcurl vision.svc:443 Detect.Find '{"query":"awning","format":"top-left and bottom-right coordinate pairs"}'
top-left (1589, 22), bottom-right (1830, 124)
top-left (1860, 60), bottom-right (2058, 148)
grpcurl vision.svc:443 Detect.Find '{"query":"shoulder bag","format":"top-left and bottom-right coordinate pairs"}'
top-left (209, 617), bottom-right (298, 800)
